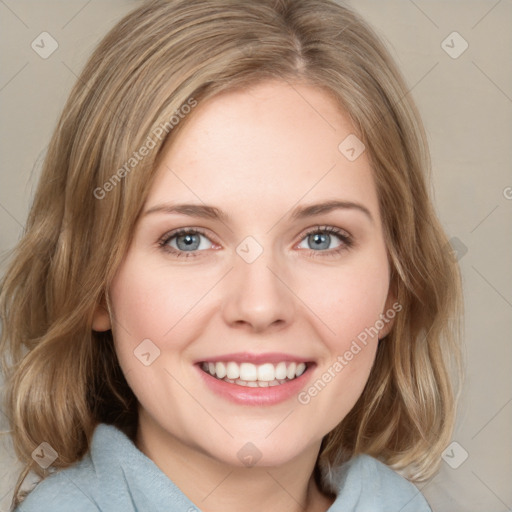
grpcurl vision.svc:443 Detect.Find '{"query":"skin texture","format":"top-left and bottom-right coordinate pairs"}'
top-left (93, 80), bottom-right (396, 512)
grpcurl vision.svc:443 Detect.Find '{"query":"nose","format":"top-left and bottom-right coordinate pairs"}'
top-left (221, 244), bottom-right (296, 333)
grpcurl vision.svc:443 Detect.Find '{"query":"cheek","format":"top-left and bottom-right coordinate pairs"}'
top-left (293, 251), bottom-right (389, 418)
top-left (107, 256), bottom-right (208, 425)
top-left (107, 254), bottom-right (208, 388)
top-left (109, 254), bottom-right (210, 344)
top-left (297, 250), bottom-right (390, 349)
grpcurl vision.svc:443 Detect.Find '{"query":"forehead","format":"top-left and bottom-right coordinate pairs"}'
top-left (146, 80), bottom-right (380, 226)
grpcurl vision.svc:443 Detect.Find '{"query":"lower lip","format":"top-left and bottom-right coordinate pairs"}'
top-left (195, 364), bottom-right (315, 406)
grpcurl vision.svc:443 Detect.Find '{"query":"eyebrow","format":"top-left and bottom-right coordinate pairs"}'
top-left (143, 199), bottom-right (373, 224)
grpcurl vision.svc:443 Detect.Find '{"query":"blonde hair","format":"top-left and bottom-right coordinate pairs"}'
top-left (0, 0), bottom-right (463, 506)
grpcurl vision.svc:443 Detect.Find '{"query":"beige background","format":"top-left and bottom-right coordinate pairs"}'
top-left (1, 1), bottom-right (511, 511)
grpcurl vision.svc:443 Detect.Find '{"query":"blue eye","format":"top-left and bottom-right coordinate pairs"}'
top-left (159, 228), bottom-right (213, 257)
top-left (158, 225), bottom-right (353, 259)
top-left (297, 226), bottom-right (353, 256)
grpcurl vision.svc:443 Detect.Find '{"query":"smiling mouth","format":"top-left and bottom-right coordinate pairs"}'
top-left (199, 360), bottom-right (313, 388)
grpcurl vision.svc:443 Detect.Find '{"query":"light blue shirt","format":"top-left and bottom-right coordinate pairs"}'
top-left (16, 423), bottom-right (432, 511)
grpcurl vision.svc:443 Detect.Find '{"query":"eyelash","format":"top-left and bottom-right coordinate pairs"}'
top-left (157, 225), bottom-right (353, 259)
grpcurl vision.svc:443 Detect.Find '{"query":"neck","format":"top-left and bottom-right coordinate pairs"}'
top-left (135, 412), bottom-right (336, 512)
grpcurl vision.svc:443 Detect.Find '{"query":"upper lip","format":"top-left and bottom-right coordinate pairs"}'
top-left (196, 352), bottom-right (314, 365)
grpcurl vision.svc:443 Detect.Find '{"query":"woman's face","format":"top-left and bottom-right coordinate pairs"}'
top-left (96, 80), bottom-right (395, 468)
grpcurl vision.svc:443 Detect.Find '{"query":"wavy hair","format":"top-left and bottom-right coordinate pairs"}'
top-left (0, 0), bottom-right (463, 506)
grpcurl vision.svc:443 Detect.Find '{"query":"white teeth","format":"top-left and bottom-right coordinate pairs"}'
top-left (275, 362), bottom-right (287, 380)
top-left (226, 362), bottom-right (239, 380)
top-left (239, 363), bottom-right (257, 381)
top-left (286, 362), bottom-right (297, 380)
top-left (216, 361), bottom-right (227, 379)
top-left (257, 363), bottom-right (275, 382)
top-left (201, 360), bottom-right (309, 385)
top-left (296, 363), bottom-right (306, 377)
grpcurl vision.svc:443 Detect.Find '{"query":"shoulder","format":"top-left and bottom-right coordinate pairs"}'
top-left (14, 456), bottom-right (101, 512)
top-left (14, 424), bottom-right (130, 512)
top-left (14, 423), bottom-right (196, 512)
top-left (328, 454), bottom-right (432, 512)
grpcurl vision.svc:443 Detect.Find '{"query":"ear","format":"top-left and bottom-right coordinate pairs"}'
top-left (378, 281), bottom-right (399, 340)
top-left (92, 294), bottom-right (112, 332)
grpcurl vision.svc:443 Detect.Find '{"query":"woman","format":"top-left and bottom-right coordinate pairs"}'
top-left (0, 1), bottom-right (462, 510)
